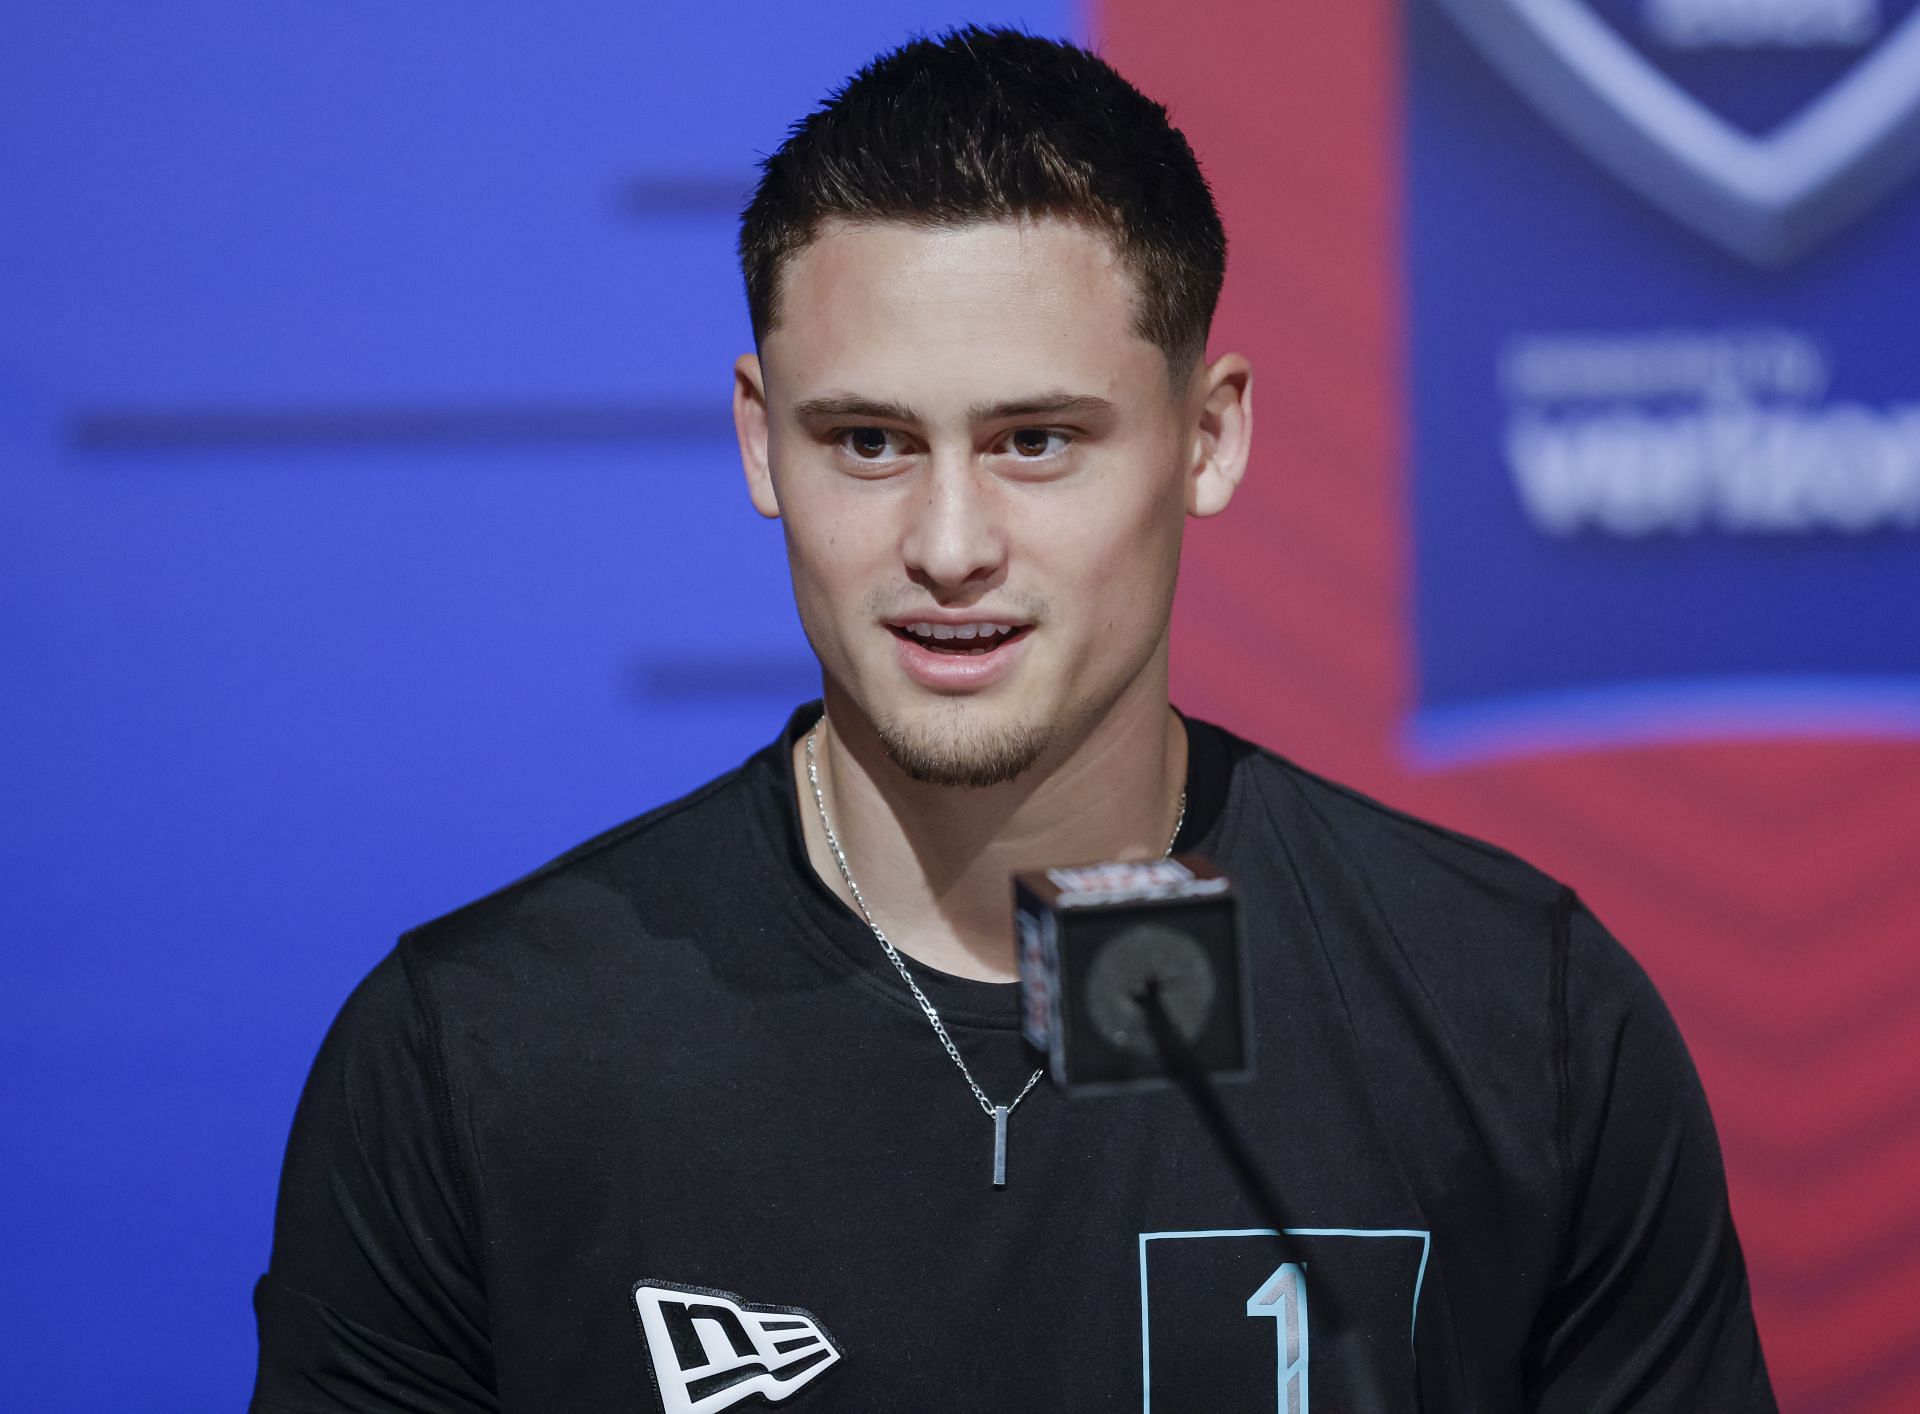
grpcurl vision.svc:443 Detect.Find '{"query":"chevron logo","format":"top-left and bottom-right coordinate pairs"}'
top-left (1432, 0), bottom-right (1920, 265)
top-left (633, 1281), bottom-right (842, 1414)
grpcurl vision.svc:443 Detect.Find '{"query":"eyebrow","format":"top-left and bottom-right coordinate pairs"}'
top-left (791, 394), bottom-right (919, 423)
top-left (968, 392), bottom-right (1115, 423)
top-left (789, 392), bottom-right (1116, 424)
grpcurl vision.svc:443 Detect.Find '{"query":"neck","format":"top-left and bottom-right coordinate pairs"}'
top-left (795, 671), bottom-right (1188, 983)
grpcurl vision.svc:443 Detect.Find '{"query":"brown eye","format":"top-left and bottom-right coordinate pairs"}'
top-left (847, 428), bottom-right (892, 459)
top-left (1009, 429), bottom-right (1065, 458)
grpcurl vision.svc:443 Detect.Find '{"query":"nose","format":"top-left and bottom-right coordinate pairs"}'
top-left (899, 453), bottom-right (1007, 595)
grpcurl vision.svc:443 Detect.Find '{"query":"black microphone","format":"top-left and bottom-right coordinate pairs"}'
top-left (1016, 855), bottom-right (1407, 1412)
top-left (1012, 854), bottom-right (1315, 1263)
top-left (1013, 854), bottom-right (1249, 1092)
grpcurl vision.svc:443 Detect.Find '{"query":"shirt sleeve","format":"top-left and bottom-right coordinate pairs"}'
top-left (1524, 894), bottom-right (1776, 1412)
top-left (251, 945), bottom-right (497, 1413)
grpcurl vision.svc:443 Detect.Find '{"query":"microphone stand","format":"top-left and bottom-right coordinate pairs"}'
top-left (1137, 981), bottom-right (1414, 1413)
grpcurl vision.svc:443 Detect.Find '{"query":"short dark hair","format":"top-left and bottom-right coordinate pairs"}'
top-left (739, 26), bottom-right (1226, 373)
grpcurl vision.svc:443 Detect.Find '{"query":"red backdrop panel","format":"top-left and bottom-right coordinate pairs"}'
top-left (1095, 2), bottom-right (1920, 1408)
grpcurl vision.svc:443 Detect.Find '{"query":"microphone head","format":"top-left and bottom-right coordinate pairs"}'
top-left (1015, 855), bottom-right (1251, 1094)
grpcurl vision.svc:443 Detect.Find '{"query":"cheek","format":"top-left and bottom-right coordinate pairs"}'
top-left (780, 493), bottom-right (895, 636)
top-left (1048, 487), bottom-right (1185, 637)
top-left (779, 516), bottom-right (838, 622)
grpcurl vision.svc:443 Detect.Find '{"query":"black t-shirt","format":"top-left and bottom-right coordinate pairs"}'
top-left (253, 705), bottom-right (1776, 1412)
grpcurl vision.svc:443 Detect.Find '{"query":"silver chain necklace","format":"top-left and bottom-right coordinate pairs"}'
top-left (804, 720), bottom-right (1186, 1188)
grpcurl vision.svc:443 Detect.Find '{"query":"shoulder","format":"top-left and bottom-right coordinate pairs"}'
top-left (394, 739), bottom-right (788, 1005)
top-left (1209, 719), bottom-right (1568, 931)
top-left (1201, 718), bottom-right (1661, 1064)
top-left (1253, 746), bottom-right (1658, 1005)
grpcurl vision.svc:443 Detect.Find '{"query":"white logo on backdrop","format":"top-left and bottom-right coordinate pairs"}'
top-left (1645, 0), bottom-right (1880, 49)
top-left (1433, 0), bottom-right (1920, 263)
top-left (1500, 329), bottom-right (1920, 534)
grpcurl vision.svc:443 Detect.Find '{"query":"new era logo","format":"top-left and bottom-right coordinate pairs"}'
top-left (633, 1280), bottom-right (842, 1414)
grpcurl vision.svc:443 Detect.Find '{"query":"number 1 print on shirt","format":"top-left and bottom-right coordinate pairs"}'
top-left (1246, 1262), bottom-right (1311, 1413)
top-left (1138, 1228), bottom-right (1430, 1412)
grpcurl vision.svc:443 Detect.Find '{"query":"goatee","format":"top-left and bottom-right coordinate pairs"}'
top-left (874, 710), bottom-right (1051, 789)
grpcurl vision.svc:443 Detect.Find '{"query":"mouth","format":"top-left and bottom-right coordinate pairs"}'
top-left (886, 621), bottom-right (1034, 657)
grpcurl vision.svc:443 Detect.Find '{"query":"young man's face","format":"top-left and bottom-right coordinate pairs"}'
top-left (735, 217), bottom-right (1246, 787)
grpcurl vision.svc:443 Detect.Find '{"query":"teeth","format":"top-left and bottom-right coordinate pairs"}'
top-left (900, 622), bottom-right (1020, 642)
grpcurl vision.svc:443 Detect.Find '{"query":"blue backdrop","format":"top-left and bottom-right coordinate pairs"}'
top-left (1405, 0), bottom-right (1920, 764)
top-left (0, 4), bottom-right (1077, 1407)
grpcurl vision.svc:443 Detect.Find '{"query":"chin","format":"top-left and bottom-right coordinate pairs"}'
top-left (872, 699), bottom-right (1054, 789)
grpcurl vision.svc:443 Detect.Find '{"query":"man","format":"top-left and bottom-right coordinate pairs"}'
top-left (253, 27), bottom-right (1776, 1412)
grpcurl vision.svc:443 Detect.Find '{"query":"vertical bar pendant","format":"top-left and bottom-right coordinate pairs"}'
top-left (992, 1105), bottom-right (1010, 1188)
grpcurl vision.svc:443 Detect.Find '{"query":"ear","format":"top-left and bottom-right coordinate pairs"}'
top-left (1185, 352), bottom-right (1253, 518)
top-left (734, 352), bottom-right (780, 519)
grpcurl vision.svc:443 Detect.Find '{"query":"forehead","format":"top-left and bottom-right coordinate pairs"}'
top-left (761, 218), bottom-right (1165, 404)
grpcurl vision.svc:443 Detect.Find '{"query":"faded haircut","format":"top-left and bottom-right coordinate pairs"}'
top-left (738, 26), bottom-right (1226, 374)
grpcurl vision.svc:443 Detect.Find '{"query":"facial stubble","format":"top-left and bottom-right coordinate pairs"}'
top-left (871, 703), bottom-right (1052, 789)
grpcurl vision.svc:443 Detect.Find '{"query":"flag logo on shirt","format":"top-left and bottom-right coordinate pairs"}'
top-left (633, 1280), bottom-right (842, 1413)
